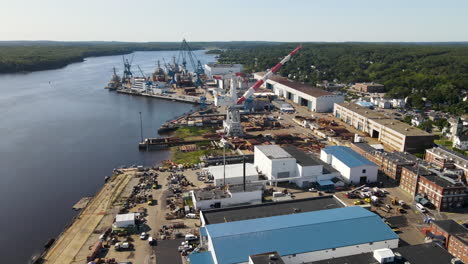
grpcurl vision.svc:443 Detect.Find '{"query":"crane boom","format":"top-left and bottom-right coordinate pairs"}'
top-left (236, 45), bottom-right (302, 104)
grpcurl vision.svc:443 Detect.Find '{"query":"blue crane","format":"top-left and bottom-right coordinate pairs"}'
top-left (177, 39), bottom-right (205, 88)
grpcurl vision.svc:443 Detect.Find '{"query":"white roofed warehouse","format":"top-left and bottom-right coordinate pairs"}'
top-left (321, 146), bottom-right (378, 185)
top-left (203, 163), bottom-right (258, 186)
top-left (254, 72), bottom-right (344, 112)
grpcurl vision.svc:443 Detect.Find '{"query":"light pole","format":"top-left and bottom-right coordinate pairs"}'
top-left (139, 111), bottom-right (144, 143)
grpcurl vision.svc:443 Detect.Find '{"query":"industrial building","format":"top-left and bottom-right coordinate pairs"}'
top-left (190, 184), bottom-right (263, 210)
top-left (254, 72), bottom-right (344, 112)
top-left (351, 143), bottom-right (419, 182)
top-left (191, 206), bottom-right (399, 264)
top-left (200, 196), bottom-right (346, 226)
top-left (320, 146), bottom-right (378, 184)
top-left (204, 63), bottom-right (243, 79)
top-left (254, 145), bottom-right (341, 187)
top-left (312, 242), bottom-right (459, 264)
top-left (203, 163), bottom-right (259, 186)
top-left (333, 102), bottom-right (434, 152)
top-left (353, 82), bottom-right (385, 93)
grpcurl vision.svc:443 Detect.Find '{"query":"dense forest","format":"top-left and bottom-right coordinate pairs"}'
top-left (0, 41), bottom-right (281, 73)
top-left (217, 43), bottom-right (468, 115)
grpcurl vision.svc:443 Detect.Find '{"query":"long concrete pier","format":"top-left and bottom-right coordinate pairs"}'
top-left (116, 89), bottom-right (212, 105)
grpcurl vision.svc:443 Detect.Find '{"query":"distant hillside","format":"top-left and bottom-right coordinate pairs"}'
top-left (0, 41), bottom-right (282, 73)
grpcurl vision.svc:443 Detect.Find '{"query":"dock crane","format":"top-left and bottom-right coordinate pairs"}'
top-left (177, 39), bottom-right (205, 88)
top-left (122, 54), bottom-right (135, 82)
top-left (223, 46), bottom-right (302, 137)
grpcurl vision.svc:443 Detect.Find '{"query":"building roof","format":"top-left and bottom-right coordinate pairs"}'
top-left (336, 102), bottom-right (432, 136)
top-left (205, 206), bottom-right (398, 264)
top-left (189, 251), bottom-right (215, 264)
top-left (311, 242), bottom-right (455, 264)
top-left (427, 147), bottom-right (468, 169)
top-left (282, 146), bottom-right (322, 166)
top-left (201, 196), bottom-right (344, 225)
top-left (433, 220), bottom-right (468, 235)
top-left (257, 72), bottom-right (333, 98)
top-left (255, 145), bottom-right (293, 159)
top-left (356, 101), bottom-right (374, 108)
top-left (115, 213), bottom-right (135, 222)
top-left (322, 146), bottom-right (376, 168)
top-left (250, 252), bottom-right (285, 264)
top-left (206, 163), bottom-right (257, 180)
top-left (193, 184), bottom-right (264, 201)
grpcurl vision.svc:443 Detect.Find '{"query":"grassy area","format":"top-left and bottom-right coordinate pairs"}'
top-left (170, 145), bottom-right (224, 165)
top-left (173, 127), bottom-right (216, 139)
top-left (434, 138), bottom-right (453, 147)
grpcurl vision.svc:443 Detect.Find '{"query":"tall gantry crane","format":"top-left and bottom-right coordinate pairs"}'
top-left (223, 46), bottom-right (302, 137)
top-left (177, 39), bottom-right (205, 88)
top-left (122, 54), bottom-right (135, 82)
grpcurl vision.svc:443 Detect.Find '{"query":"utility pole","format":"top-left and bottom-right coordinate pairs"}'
top-left (139, 111), bottom-right (143, 143)
top-left (221, 138), bottom-right (227, 187)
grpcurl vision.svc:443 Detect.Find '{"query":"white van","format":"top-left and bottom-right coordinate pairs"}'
top-left (416, 203), bottom-right (427, 213)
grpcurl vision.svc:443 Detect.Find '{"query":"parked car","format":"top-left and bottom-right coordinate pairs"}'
top-left (308, 188), bottom-right (317, 192)
top-left (354, 200), bottom-right (364, 205)
top-left (148, 236), bottom-right (156, 246)
top-left (140, 232), bottom-right (148, 240)
top-left (416, 203), bottom-right (428, 213)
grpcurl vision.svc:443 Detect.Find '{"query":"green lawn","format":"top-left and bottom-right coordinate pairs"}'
top-left (170, 146), bottom-right (224, 165)
top-left (173, 127), bottom-right (216, 139)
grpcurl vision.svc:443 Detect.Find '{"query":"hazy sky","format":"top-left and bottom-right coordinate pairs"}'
top-left (1, 0), bottom-right (467, 42)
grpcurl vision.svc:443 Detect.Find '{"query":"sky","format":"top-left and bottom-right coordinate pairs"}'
top-left (1, 0), bottom-right (467, 42)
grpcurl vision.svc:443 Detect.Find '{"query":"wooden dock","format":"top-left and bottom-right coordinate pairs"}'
top-left (72, 197), bottom-right (92, 210)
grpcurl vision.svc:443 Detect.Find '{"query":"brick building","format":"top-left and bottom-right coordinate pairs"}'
top-left (351, 143), bottom-right (418, 182)
top-left (426, 146), bottom-right (468, 182)
top-left (353, 82), bottom-right (385, 93)
top-left (400, 164), bottom-right (466, 211)
top-left (428, 220), bottom-right (468, 263)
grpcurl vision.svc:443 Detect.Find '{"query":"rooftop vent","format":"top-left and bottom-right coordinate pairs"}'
top-left (269, 254), bottom-right (278, 260)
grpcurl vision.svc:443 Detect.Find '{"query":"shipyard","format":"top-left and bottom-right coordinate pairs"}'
top-left (27, 39), bottom-right (468, 264)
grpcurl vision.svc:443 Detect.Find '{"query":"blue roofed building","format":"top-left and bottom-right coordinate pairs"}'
top-left (320, 146), bottom-right (378, 185)
top-left (190, 206), bottom-right (399, 264)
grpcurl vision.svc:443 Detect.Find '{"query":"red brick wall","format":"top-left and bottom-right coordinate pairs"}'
top-left (448, 235), bottom-right (468, 263)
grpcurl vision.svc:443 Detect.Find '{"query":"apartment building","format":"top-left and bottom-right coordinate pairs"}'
top-left (334, 102), bottom-right (434, 152)
top-left (400, 164), bottom-right (466, 211)
top-left (353, 82), bottom-right (385, 93)
top-left (425, 146), bottom-right (468, 182)
top-left (428, 220), bottom-right (468, 263)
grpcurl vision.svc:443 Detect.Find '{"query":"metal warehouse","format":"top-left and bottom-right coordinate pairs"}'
top-left (254, 72), bottom-right (344, 112)
top-left (190, 206), bottom-right (399, 264)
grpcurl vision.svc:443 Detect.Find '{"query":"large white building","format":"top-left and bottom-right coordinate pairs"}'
top-left (204, 63), bottom-right (243, 79)
top-left (254, 72), bottom-right (344, 112)
top-left (190, 206), bottom-right (399, 264)
top-left (320, 146), bottom-right (378, 185)
top-left (254, 145), bottom-right (340, 187)
top-left (204, 163), bottom-right (259, 186)
top-left (190, 184), bottom-right (263, 210)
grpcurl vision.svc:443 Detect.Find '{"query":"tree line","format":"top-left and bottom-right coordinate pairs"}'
top-left (217, 43), bottom-right (468, 115)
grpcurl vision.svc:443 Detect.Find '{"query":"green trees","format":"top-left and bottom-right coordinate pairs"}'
top-left (218, 43), bottom-right (468, 115)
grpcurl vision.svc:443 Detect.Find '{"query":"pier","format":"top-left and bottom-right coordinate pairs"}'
top-left (116, 89), bottom-right (212, 105)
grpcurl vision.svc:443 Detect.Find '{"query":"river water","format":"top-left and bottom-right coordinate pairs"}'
top-left (0, 50), bottom-right (216, 263)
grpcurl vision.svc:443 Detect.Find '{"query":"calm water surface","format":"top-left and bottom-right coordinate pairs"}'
top-left (0, 50), bottom-right (215, 263)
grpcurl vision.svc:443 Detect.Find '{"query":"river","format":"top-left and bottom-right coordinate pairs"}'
top-left (0, 50), bottom-right (216, 263)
